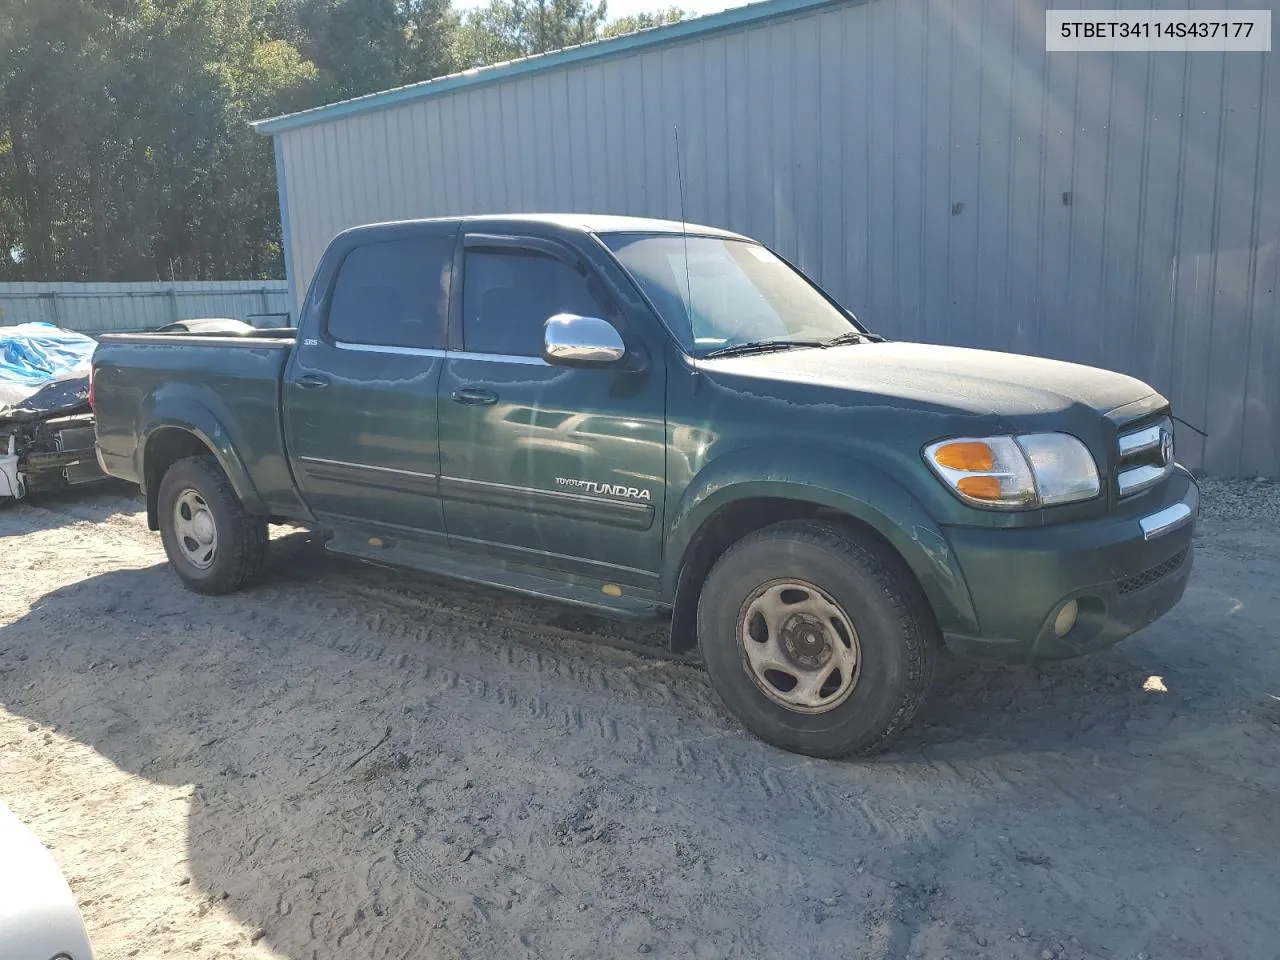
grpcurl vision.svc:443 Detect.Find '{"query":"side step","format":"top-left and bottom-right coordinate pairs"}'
top-left (327, 535), bottom-right (670, 620)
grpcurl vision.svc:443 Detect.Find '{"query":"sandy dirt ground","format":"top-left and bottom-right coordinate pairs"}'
top-left (1, 480), bottom-right (1278, 960)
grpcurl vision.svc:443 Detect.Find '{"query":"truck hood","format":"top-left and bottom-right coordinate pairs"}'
top-left (697, 341), bottom-right (1155, 419)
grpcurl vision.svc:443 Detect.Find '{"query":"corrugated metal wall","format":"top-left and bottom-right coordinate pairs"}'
top-left (272, 0), bottom-right (1280, 476)
top-left (0, 281), bottom-right (290, 334)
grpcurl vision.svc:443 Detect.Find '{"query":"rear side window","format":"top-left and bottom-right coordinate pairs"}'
top-left (461, 248), bottom-right (608, 357)
top-left (326, 237), bottom-right (451, 349)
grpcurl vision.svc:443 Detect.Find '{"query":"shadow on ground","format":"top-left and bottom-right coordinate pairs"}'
top-left (1, 525), bottom-right (1277, 959)
top-left (1, 480), bottom-right (143, 533)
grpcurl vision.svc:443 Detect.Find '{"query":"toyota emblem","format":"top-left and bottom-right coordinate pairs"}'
top-left (1159, 428), bottom-right (1174, 466)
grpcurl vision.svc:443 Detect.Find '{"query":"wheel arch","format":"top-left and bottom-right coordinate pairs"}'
top-left (139, 411), bottom-right (264, 530)
top-left (664, 456), bottom-right (978, 653)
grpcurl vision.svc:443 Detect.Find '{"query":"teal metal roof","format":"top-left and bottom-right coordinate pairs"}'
top-left (252, 0), bottom-right (855, 136)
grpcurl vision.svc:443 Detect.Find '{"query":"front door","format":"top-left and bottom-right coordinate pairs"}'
top-left (283, 223), bottom-right (457, 539)
top-left (437, 235), bottom-right (667, 585)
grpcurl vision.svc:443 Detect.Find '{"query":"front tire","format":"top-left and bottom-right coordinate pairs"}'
top-left (697, 520), bottom-right (938, 758)
top-left (157, 454), bottom-right (267, 595)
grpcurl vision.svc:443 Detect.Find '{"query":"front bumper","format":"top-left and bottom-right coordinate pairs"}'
top-left (1, 415), bottom-right (106, 497)
top-left (941, 467), bottom-right (1198, 661)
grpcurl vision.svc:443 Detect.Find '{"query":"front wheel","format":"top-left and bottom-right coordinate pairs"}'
top-left (157, 454), bottom-right (267, 595)
top-left (697, 520), bottom-right (938, 758)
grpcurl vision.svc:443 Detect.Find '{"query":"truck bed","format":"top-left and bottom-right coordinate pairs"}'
top-left (92, 331), bottom-right (303, 515)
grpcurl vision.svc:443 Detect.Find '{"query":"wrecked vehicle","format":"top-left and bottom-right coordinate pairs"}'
top-left (90, 215), bottom-right (1198, 758)
top-left (0, 323), bottom-right (105, 507)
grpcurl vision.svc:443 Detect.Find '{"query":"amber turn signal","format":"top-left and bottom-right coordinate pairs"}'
top-left (956, 475), bottom-right (1004, 500)
top-left (932, 440), bottom-right (995, 472)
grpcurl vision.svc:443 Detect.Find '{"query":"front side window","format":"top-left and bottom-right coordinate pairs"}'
top-left (461, 248), bottom-right (607, 357)
top-left (326, 237), bottom-right (451, 349)
top-left (602, 234), bottom-right (860, 355)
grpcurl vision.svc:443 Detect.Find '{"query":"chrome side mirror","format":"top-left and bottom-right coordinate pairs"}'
top-left (542, 314), bottom-right (626, 367)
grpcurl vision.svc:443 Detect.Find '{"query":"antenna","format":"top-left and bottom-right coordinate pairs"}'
top-left (673, 126), bottom-right (693, 331)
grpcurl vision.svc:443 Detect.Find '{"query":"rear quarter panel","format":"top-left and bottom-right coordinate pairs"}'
top-left (93, 336), bottom-right (305, 516)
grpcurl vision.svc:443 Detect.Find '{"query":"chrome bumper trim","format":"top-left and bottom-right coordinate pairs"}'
top-left (1118, 462), bottom-right (1171, 497)
top-left (1139, 484), bottom-right (1199, 540)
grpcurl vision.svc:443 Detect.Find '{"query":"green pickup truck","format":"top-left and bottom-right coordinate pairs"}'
top-left (91, 214), bottom-right (1198, 757)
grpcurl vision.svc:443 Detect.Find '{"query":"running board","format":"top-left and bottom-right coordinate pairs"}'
top-left (327, 535), bottom-right (670, 620)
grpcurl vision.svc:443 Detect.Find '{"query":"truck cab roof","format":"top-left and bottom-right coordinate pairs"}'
top-left (333, 213), bottom-right (748, 243)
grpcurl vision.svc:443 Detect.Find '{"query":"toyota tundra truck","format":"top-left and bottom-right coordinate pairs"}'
top-left (90, 214), bottom-right (1199, 758)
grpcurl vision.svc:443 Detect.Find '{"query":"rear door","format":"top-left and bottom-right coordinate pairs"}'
top-left (437, 233), bottom-right (668, 585)
top-left (283, 222), bottom-right (457, 539)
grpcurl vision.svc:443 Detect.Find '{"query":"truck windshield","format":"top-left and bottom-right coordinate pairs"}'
top-left (602, 233), bottom-right (861, 356)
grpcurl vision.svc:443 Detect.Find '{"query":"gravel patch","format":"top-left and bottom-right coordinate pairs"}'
top-left (1195, 475), bottom-right (1280, 526)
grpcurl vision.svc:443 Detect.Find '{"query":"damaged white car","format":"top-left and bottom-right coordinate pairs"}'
top-left (0, 323), bottom-right (105, 507)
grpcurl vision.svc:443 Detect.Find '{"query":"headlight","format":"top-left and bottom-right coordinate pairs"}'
top-left (924, 433), bottom-right (1100, 509)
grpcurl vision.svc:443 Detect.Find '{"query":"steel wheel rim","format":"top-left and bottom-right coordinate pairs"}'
top-left (173, 488), bottom-right (217, 570)
top-left (737, 579), bottom-right (861, 714)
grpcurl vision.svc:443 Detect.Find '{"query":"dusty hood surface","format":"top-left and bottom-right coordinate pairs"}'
top-left (699, 341), bottom-right (1155, 419)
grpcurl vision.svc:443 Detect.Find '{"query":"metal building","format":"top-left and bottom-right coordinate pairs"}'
top-left (254, 0), bottom-right (1280, 476)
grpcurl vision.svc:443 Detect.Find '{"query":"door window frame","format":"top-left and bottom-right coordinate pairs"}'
top-left (449, 232), bottom-right (621, 359)
top-left (317, 222), bottom-right (459, 357)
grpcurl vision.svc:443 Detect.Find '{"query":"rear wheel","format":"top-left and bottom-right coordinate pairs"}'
top-left (697, 520), bottom-right (938, 758)
top-left (157, 454), bottom-right (267, 595)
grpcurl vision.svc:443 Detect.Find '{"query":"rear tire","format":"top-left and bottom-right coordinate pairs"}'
top-left (697, 520), bottom-right (938, 758)
top-left (157, 454), bottom-right (267, 595)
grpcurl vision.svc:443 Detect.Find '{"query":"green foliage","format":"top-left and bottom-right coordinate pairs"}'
top-left (453, 0), bottom-right (607, 67)
top-left (0, 0), bottom-right (690, 281)
top-left (602, 5), bottom-right (685, 38)
top-left (0, 0), bottom-right (318, 280)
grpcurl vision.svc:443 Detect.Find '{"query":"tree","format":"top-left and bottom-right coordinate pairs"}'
top-left (602, 5), bottom-right (684, 38)
top-left (0, 0), bottom-right (694, 282)
top-left (453, 0), bottom-right (608, 67)
top-left (288, 0), bottom-right (458, 99)
top-left (0, 0), bottom-right (316, 281)
top-left (402, 0), bottom-right (461, 85)
top-left (295, 0), bottom-right (407, 99)
top-left (0, 0), bottom-right (121, 278)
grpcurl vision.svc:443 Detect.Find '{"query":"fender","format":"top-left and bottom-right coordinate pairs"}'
top-left (664, 446), bottom-right (979, 635)
top-left (136, 386), bottom-right (266, 517)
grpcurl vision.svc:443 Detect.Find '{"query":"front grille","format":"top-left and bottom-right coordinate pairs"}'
top-left (1115, 414), bottom-right (1174, 499)
top-left (1117, 548), bottom-right (1188, 595)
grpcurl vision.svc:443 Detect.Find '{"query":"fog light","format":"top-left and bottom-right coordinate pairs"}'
top-left (1053, 599), bottom-right (1079, 637)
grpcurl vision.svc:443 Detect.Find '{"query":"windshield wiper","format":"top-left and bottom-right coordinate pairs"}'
top-left (702, 338), bottom-right (824, 359)
top-left (821, 331), bottom-right (867, 347)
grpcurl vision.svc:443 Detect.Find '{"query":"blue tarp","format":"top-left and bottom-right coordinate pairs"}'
top-left (0, 323), bottom-right (96, 421)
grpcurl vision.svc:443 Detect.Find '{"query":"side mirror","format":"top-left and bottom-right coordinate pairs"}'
top-left (542, 314), bottom-right (627, 367)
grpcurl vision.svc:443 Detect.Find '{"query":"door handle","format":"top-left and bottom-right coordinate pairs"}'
top-left (451, 387), bottom-right (498, 406)
top-left (297, 374), bottom-right (330, 390)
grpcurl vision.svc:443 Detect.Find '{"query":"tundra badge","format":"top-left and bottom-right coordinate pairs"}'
top-left (555, 477), bottom-right (652, 501)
